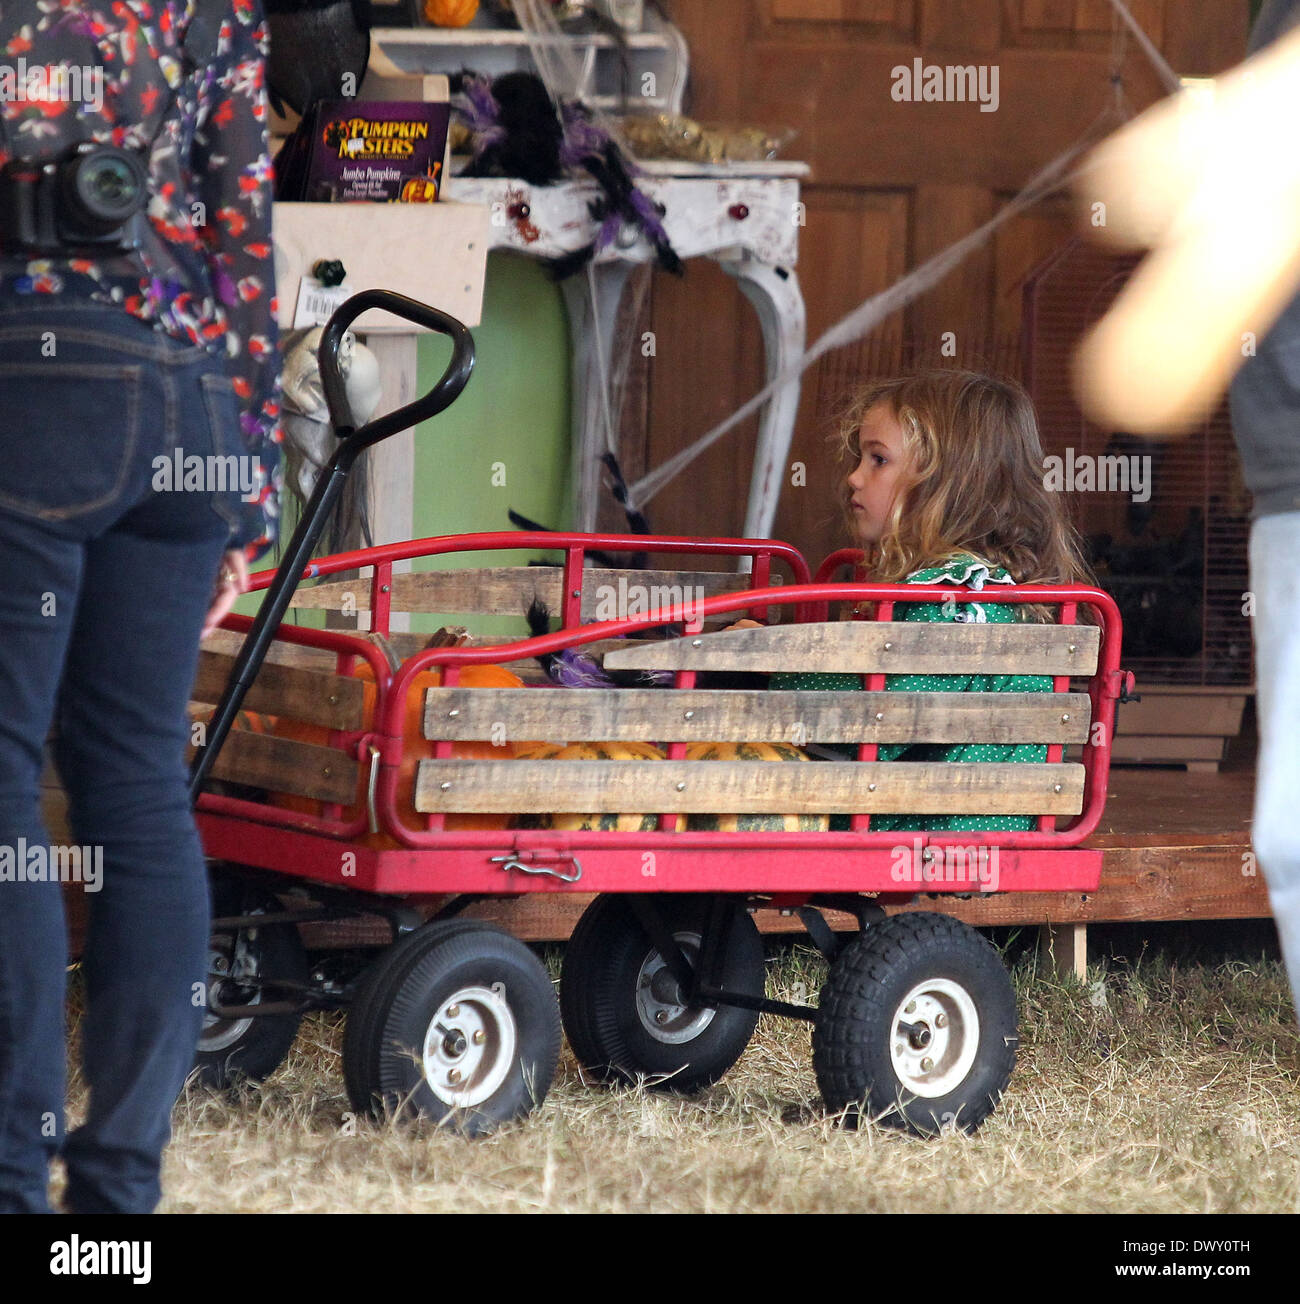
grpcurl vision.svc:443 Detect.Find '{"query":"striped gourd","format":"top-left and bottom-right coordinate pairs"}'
top-left (512, 741), bottom-right (685, 830)
top-left (684, 741), bottom-right (830, 831)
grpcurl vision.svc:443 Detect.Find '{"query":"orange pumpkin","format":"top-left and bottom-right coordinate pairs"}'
top-left (189, 705), bottom-right (278, 737)
top-left (382, 664), bottom-right (528, 841)
top-left (270, 660), bottom-right (528, 839)
top-left (399, 173), bottom-right (441, 203)
top-left (424, 0), bottom-right (478, 27)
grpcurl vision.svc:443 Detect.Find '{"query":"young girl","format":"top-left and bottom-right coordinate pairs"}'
top-left (773, 369), bottom-right (1093, 832)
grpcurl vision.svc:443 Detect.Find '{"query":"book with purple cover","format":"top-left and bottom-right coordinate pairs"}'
top-left (302, 100), bottom-right (451, 203)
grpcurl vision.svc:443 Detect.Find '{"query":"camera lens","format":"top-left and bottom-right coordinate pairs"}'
top-left (60, 145), bottom-right (148, 235)
top-left (87, 156), bottom-right (138, 207)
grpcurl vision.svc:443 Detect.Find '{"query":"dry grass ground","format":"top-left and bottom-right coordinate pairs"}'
top-left (56, 940), bottom-right (1300, 1214)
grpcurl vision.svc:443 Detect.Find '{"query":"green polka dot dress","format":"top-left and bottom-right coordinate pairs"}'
top-left (770, 555), bottom-right (1051, 832)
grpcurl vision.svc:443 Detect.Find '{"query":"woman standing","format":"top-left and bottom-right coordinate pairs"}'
top-left (0, 0), bottom-right (281, 1213)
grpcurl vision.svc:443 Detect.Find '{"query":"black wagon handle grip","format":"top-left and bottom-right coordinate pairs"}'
top-left (188, 291), bottom-right (474, 805)
top-left (316, 289), bottom-right (475, 449)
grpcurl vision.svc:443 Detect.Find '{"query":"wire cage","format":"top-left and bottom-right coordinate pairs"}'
top-left (1023, 238), bottom-right (1252, 689)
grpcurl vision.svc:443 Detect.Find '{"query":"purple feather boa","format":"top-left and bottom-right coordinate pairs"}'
top-left (456, 74), bottom-right (508, 155)
top-left (540, 646), bottom-right (673, 689)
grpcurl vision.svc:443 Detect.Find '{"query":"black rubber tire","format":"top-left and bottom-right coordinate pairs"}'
top-left (812, 912), bottom-right (1017, 1135)
top-left (342, 918), bottom-right (484, 1115)
top-left (194, 876), bottom-right (309, 1088)
top-left (561, 894), bottom-right (763, 1092)
top-left (343, 920), bottom-right (561, 1136)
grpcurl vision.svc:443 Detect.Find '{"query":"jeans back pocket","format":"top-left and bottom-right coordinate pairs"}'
top-left (0, 361), bottom-right (142, 521)
top-left (197, 370), bottom-right (252, 537)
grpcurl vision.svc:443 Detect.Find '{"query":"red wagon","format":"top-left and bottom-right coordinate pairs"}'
top-left (191, 294), bottom-right (1131, 1136)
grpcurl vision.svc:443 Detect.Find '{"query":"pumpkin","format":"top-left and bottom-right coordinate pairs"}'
top-left (551, 741), bottom-right (666, 761)
top-left (512, 741), bottom-right (686, 831)
top-left (189, 705), bottom-right (277, 739)
top-left (424, 0), bottom-right (479, 26)
top-left (399, 174), bottom-right (441, 203)
top-left (513, 741), bottom-right (568, 761)
top-left (187, 707), bottom-right (278, 800)
top-left (683, 741), bottom-right (830, 831)
top-left (269, 660), bottom-right (528, 838)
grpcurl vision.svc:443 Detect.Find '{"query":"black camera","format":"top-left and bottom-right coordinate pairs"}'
top-left (0, 141), bottom-right (149, 255)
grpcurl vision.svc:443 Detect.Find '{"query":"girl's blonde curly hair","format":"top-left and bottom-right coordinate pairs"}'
top-left (831, 369), bottom-right (1093, 596)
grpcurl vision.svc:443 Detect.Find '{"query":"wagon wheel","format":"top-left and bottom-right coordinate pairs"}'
top-left (343, 919), bottom-right (561, 1136)
top-left (561, 895), bottom-right (764, 1093)
top-left (812, 912), bottom-right (1017, 1135)
top-left (194, 876), bottom-right (309, 1087)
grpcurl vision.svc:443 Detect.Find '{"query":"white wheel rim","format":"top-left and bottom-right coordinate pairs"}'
top-left (421, 984), bottom-right (518, 1108)
top-left (888, 977), bottom-right (980, 1099)
top-left (635, 931), bottom-right (716, 1044)
top-left (201, 932), bottom-right (259, 1051)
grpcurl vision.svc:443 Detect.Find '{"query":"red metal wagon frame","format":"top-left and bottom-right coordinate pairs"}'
top-left (196, 530), bottom-right (1129, 909)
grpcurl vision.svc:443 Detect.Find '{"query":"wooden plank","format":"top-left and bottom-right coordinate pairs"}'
top-left (188, 734), bottom-right (358, 805)
top-left (1019, 0), bottom-right (1075, 30)
top-left (422, 687), bottom-right (1092, 745)
top-left (413, 758), bottom-right (1085, 815)
top-left (770, 0), bottom-right (898, 21)
top-left (288, 567), bottom-right (773, 619)
top-left (302, 771), bottom-right (1262, 946)
top-left (579, 569), bottom-right (781, 623)
top-left (288, 567), bottom-right (562, 615)
top-left (1110, 736), bottom-right (1226, 765)
top-left (202, 628), bottom-right (346, 674)
top-left (926, 843), bottom-right (1268, 925)
top-left (1074, 0), bottom-right (1161, 46)
top-left (1115, 690), bottom-right (1248, 738)
top-left (191, 651), bottom-right (366, 732)
top-left (919, 0), bottom-right (1001, 53)
top-left (603, 620), bottom-right (1102, 676)
top-left (1089, 768), bottom-right (1252, 846)
top-left (68, 839), bottom-right (1267, 954)
top-left (910, 184), bottom-right (995, 356)
top-left (743, 44), bottom-right (1169, 193)
top-left (453, 842), bottom-right (1266, 941)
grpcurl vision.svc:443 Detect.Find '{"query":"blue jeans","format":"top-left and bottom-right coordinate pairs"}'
top-left (0, 301), bottom-right (242, 1213)
top-left (1249, 513), bottom-right (1300, 1017)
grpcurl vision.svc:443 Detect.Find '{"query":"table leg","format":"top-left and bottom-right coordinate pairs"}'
top-left (359, 332), bottom-right (418, 633)
top-left (721, 257), bottom-right (807, 545)
top-left (560, 262), bottom-right (638, 534)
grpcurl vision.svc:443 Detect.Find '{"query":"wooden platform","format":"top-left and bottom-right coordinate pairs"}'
top-left (441, 766), bottom-right (1266, 957)
top-left (53, 762), bottom-right (1269, 978)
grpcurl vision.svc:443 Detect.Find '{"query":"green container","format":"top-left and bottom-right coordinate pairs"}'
top-left (242, 251), bottom-right (572, 644)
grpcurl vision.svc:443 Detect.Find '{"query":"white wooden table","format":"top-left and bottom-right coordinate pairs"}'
top-left (273, 10), bottom-right (809, 555)
top-left (446, 160), bottom-right (808, 540)
top-left (364, 18), bottom-right (809, 541)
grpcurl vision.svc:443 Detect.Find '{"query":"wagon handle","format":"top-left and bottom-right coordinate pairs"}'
top-left (188, 291), bottom-right (475, 804)
top-left (317, 288), bottom-right (476, 449)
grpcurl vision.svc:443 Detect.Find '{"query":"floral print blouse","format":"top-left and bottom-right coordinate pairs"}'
top-left (0, 0), bottom-right (281, 559)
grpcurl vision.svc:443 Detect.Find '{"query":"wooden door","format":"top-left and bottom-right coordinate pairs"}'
top-left (622, 0), bottom-right (1249, 567)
